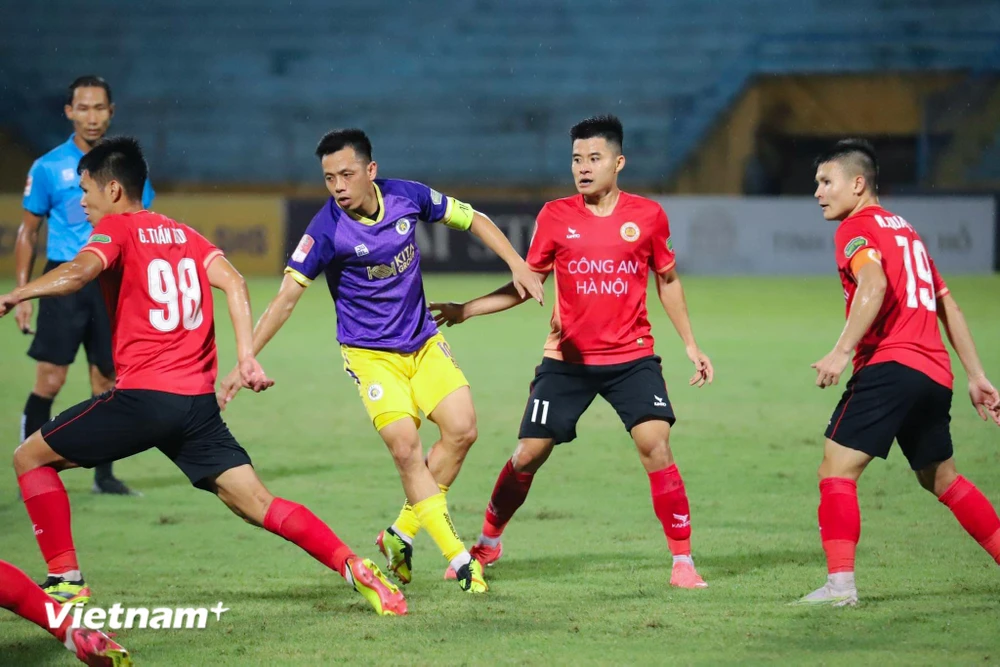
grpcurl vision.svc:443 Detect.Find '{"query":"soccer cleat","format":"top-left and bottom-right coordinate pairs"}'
top-left (348, 557), bottom-right (407, 616)
top-left (92, 476), bottom-right (142, 496)
top-left (669, 561), bottom-right (708, 589)
top-left (70, 627), bottom-right (132, 666)
top-left (792, 582), bottom-right (859, 607)
top-left (444, 541), bottom-right (502, 580)
top-left (454, 558), bottom-right (488, 593)
top-left (375, 527), bottom-right (413, 584)
top-left (39, 575), bottom-right (91, 605)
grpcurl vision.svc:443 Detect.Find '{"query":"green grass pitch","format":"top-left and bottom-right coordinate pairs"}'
top-left (1, 274), bottom-right (998, 665)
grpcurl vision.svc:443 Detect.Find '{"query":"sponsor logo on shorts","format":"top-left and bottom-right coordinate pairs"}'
top-left (654, 394), bottom-right (667, 407)
top-left (843, 236), bottom-right (868, 258)
top-left (88, 234), bottom-right (112, 244)
top-left (47, 601), bottom-right (229, 631)
top-left (620, 222), bottom-right (640, 242)
top-left (396, 218), bottom-right (411, 235)
top-left (367, 383), bottom-right (384, 401)
top-left (291, 234), bottom-right (315, 263)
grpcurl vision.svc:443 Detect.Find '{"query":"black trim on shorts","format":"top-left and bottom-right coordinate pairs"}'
top-left (825, 361), bottom-right (953, 471)
top-left (517, 355), bottom-right (676, 444)
top-left (42, 389), bottom-right (252, 490)
top-left (27, 260), bottom-right (114, 376)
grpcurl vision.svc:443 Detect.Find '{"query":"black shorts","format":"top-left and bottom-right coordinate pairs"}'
top-left (825, 361), bottom-right (953, 471)
top-left (28, 260), bottom-right (114, 376)
top-left (41, 389), bottom-right (252, 491)
top-left (518, 356), bottom-right (676, 444)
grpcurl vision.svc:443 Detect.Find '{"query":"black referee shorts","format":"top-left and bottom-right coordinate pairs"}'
top-left (41, 389), bottom-right (253, 491)
top-left (518, 356), bottom-right (676, 444)
top-left (28, 260), bottom-right (114, 376)
top-left (825, 361), bottom-right (953, 471)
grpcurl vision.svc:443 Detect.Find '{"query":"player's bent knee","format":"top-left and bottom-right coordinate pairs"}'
top-left (12, 435), bottom-right (66, 476)
top-left (511, 439), bottom-right (553, 474)
top-left (447, 422), bottom-right (478, 451)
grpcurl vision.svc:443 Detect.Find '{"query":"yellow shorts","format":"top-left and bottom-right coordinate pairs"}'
top-left (341, 333), bottom-right (469, 431)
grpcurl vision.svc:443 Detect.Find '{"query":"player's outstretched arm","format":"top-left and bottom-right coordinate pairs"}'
top-left (656, 268), bottom-right (713, 387)
top-left (0, 251), bottom-right (103, 319)
top-left (469, 212), bottom-right (544, 304)
top-left (217, 273), bottom-right (305, 408)
top-left (937, 292), bottom-right (1000, 425)
top-left (207, 257), bottom-right (275, 401)
top-left (12, 211), bottom-right (43, 334)
top-left (430, 272), bottom-right (548, 327)
top-left (812, 260), bottom-right (887, 388)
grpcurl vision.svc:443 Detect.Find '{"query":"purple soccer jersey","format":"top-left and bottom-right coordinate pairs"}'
top-left (285, 178), bottom-right (474, 352)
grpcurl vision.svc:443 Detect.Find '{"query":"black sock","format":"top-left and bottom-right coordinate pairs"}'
top-left (21, 393), bottom-right (53, 442)
top-left (94, 462), bottom-right (114, 481)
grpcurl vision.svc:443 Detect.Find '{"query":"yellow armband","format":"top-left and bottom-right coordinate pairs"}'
top-left (439, 197), bottom-right (475, 231)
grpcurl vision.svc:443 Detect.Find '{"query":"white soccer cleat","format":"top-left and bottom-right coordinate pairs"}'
top-left (792, 582), bottom-right (858, 607)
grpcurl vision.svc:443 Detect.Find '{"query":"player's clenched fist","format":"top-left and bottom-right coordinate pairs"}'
top-left (0, 292), bottom-right (20, 318)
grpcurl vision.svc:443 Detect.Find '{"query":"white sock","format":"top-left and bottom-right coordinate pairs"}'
top-left (828, 571), bottom-right (855, 590)
top-left (389, 524), bottom-right (413, 546)
top-left (449, 551), bottom-right (472, 573)
top-left (672, 555), bottom-right (694, 566)
top-left (477, 534), bottom-right (501, 548)
top-left (52, 570), bottom-right (82, 582)
top-left (343, 561), bottom-right (355, 586)
top-left (63, 630), bottom-right (77, 653)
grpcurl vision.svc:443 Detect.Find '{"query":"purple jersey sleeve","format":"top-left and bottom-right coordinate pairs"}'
top-left (398, 180), bottom-right (474, 231)
top-left (285, 209), bottom-right (337, 286)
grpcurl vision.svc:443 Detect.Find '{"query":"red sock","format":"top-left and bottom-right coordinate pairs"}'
top-left (818, 478), bottom-right (860, 574)
top-left (938, 476), bottom-right (1000, 564)
top-left (483, 459), bottom-right (534, 539)
top-left (649, 464), bottom-right (692, 556)
top-left (263, 498), bottom-right (355, 577)
top-left (0, 559), bottom-right (67, 640)
top-left (17, 468), bottom-right (78, 575)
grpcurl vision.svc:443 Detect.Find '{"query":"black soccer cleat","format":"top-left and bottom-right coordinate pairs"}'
top-left (92, 476), bottom-right (142, 496)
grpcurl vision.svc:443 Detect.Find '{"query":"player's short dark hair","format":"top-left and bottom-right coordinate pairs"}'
top-left (67, 75), bottom-right (113, 106)
top-left (814, 138), bottom-right (879, 192)
top-left (77, 136), bottom-right (147, 201)
top-left (570, 115), bottom-right (624, 153)
top-left (315, 129), bottom-right (373, 163)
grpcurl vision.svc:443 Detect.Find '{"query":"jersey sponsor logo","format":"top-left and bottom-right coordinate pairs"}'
top-left (396, 218), bottom-right (411, 235)
top-left (566, 227), bottom-right (581, 239)
top-left (354, 243), bottom-right (369, 257)
top-left (88, 233), bottom-right (112, 244)
top-left (429, 189), bottom-right (444, 206)
top-left (23, 175), bottom-right (32, 196)
top-left (61, 168), bottom-right (76, 182)
top-left (620, 222), bottom-right (640, 242)
top-left (367, 242), bottom-right (417, 281)
top-left (291, 234), bottom-right (315, 263)
top-left (666, 237), bottom-right (673, 251)
top-left (637, 337), bottom-right (645, 346)
top-left (367, 383), bottom-right (384, 401)
top-left (843, 236), bottom-right (868, 259)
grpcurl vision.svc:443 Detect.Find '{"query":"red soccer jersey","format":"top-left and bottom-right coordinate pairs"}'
top-left (80, 211), bottom-right (224, 395)
top-left (526, 192), bottom-right (675, 365)
top-left (834, 205), bottom-right (952, 389)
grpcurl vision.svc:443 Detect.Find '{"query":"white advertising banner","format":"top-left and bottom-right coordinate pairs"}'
top-left (654, 196), bottom-right (996, 275)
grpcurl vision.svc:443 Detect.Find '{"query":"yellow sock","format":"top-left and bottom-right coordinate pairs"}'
top-left (412, 492), bottom-right (466, 562)
top-left (392, 484), bottom-right (449, 540)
